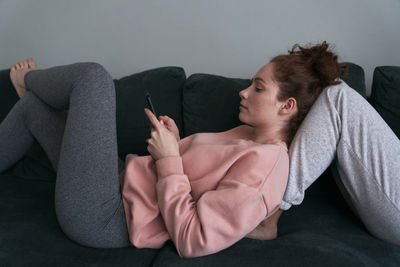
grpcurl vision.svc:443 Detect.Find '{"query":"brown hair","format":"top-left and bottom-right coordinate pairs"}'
top-left (270, 41), bottom-right (348, 148)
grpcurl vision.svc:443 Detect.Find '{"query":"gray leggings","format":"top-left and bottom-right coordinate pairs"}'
top-left (281, 80), bottom-right (400, 246)
top-left (0, 63), bottom-right (131, 248)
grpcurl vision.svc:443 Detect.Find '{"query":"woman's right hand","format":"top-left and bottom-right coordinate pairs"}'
top-left (158, 115), bottom-right (180, 142)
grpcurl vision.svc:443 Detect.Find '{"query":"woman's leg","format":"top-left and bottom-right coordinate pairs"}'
top-left (1, 62), bottom-right (130, 248)
top-left (0, 91), bottom-right (67, 173)
top-left (281, 80), bottom-right (400, 245)
top-left (0, 91), bottom-right (125, 177)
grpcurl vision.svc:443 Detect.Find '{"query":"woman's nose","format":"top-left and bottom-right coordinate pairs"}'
top-left (239, 88), bottom-right (248, 99)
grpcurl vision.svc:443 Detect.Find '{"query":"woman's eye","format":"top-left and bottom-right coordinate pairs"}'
top-left (255, 87), bottom-right (262, 92)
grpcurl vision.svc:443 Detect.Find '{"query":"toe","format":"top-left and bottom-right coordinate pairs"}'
top-left (28, 58), bottom-right (37, 69)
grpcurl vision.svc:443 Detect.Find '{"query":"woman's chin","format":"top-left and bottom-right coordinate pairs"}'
top-left (238, 113), bottom-right (244, 123)
top-left (239, 114), bottom-right (253, 127)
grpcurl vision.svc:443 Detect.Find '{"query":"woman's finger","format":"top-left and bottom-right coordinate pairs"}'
top-left (144, 108), bottom-right (162, 130)
top-left (159, 116), bottom-right (167, 123)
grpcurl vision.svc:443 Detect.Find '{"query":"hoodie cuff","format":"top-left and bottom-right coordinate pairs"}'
top-left (155, 156), bottom-right (184, 179)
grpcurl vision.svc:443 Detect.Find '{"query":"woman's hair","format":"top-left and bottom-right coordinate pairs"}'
top-left (270, 41), bottom-right (348, 148)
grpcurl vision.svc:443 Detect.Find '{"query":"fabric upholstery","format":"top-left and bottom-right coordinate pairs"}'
top-left (114, 66), bottom-right (186, 157)
top-left (1, 63), bottom-right (400, 266)
top-left (369, 66), bottom-right (400, 139)
top-left (182, 74), bottom-right (250, 137)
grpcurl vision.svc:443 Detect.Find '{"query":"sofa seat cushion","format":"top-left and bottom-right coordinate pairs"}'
top-left (2, 168), bottom-right (400, 266)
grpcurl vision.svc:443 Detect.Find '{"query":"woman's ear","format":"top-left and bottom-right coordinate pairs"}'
top-left (279, 97), bottom-right (297, 115)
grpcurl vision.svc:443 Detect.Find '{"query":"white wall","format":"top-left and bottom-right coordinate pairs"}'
top-left (1, 0), bottom-right (399, 95)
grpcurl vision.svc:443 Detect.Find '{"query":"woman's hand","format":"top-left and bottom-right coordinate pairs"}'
top-left (144, 108), bottom-right (180, 161)
top-left (158, 115), bottom-right (180, 142)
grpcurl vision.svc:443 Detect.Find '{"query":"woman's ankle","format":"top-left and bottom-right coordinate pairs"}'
top-left (245, 209), bottom-right (283, 240)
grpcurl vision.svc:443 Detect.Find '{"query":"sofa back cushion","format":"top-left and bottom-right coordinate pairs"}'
top-left (114, 66), bottom-right (186, 157)
top-left (369, 66), bottom-right (400, 139)
top-left (182, 74), bottom-right (251, 137)
top-left (182, 62), bottom-right (366, 137)
top-left (341, 62), bottom-right (367, 99)
top-left (0, 66), bottom-right (186, 177)
top-left (0, 69), bottom-right (20, 123)
top-left (0, 69), bottom-right (56, 179)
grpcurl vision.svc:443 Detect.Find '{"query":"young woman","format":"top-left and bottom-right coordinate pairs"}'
top-left (1, 42), bottom-right (397, 258)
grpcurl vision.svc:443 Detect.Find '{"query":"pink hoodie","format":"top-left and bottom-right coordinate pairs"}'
top-left (119, 125), bottom-right (289, 258)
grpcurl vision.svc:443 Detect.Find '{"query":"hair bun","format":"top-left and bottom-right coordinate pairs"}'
top-left (289, 41), bottom-right (348, 87)
top-left (270, 41), bottom-right (348, 147)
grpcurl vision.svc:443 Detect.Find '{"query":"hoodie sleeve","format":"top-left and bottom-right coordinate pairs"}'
top-left (155, 149), bottom-right (281, 258)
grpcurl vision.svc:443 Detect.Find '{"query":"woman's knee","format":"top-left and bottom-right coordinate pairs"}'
top-left (80, 62), bottom-right (108, 75)
top-left (77, 62), bottom-right (113, 86)
top-left (72, 62), bottom-right (115, 99)
top-left (324, 80), bottom-right (366, 107)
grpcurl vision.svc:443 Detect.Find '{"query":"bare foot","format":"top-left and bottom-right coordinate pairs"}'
top-left (245, 209), bottom-right (283, 240)
top-left (10, 58), bottom-right (37, 99)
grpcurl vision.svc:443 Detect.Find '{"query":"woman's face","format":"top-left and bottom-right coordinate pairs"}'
top-left (238, 62), bottom-right (285, 128)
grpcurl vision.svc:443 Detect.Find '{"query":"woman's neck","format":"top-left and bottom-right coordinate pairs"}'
top-left (243, 124), bottom-right (284, 145)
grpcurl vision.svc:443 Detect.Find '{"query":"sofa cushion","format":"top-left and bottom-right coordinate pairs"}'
top-left (2, 167), bottom-right (400, 266)
top-left (0, 69), bottom-right (56, 179)
top-left (182, 74), bottom-right (251, 137)
top-left (2, 64), bottom-right (400, 266)
top-left (181, 63), bottom-right (367, 198)
top-left (340, 62), bottom-right (367, 99)
top-left (114, 66), bottom-right (186, 158)
top-left (0, 69), bottom-right (20, 123)
top-left (369, 66), bottom-right (400, 139)
top-left (0, 66), bottom-right (186, 176)
top-left (182, 62), bottom-right (366, 137)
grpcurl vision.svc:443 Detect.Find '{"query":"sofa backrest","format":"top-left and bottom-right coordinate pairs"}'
top-left (0, 69), bottom-right (20, 123)
top-left (114, 66), bottom-right (186, 157)
top-left (181, 62), bottom-right (367, 138)
top-left (341, 62), bottom-right (367, 99)
top-left (369, 66), bottom-right (400, 139)
top-left (0, 62), bottom-right (373, 174)
top-left (182, 74), bottom-right (250, 137)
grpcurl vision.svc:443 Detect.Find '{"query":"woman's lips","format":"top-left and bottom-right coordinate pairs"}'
top-left (240, 104), bottom-right (247, 109)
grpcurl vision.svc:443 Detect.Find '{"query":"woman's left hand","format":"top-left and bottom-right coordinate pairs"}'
top-left (144, 108), bottom-right (180, 161)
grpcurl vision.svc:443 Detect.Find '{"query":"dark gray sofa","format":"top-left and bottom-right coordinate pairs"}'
top-left (1, 63), bottom-right (399, 266)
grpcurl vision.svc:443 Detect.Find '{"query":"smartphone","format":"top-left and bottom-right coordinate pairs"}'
top-left (145, 92), bottom-right (157, 118)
